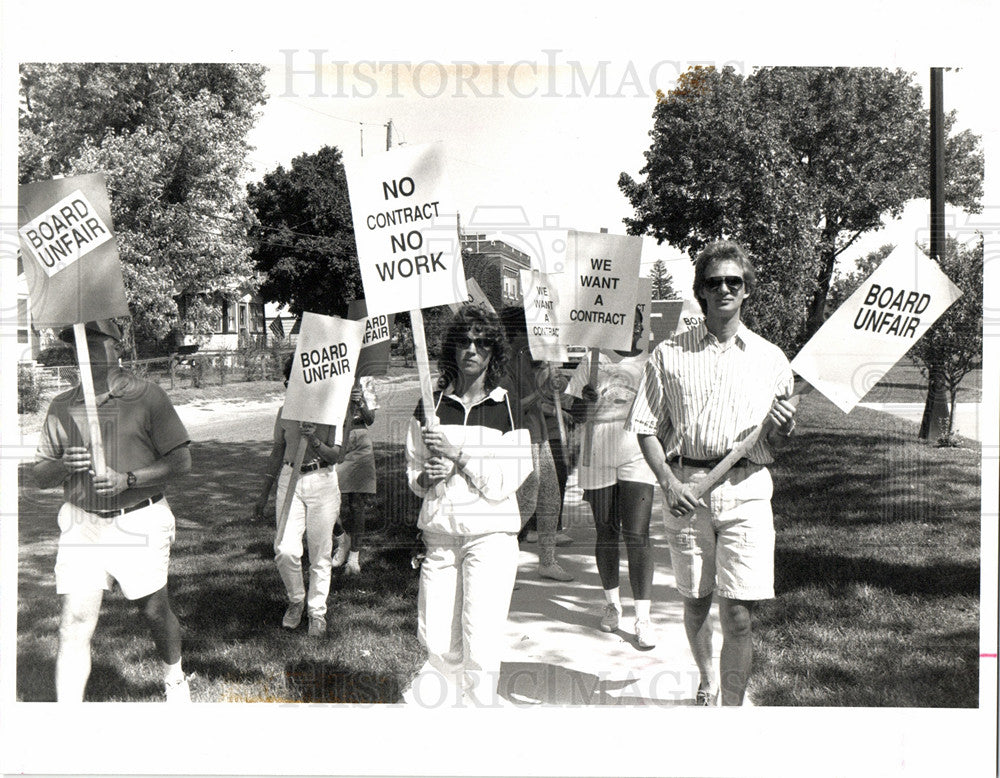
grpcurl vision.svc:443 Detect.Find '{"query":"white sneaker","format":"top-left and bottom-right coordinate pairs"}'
top-left (165, 675), bottom-right (191, 702)
top-left (344, 557), bottom-right (361, 577)
top-left (538, 562), bottom-right (574, 581)
top-left (599, 603), bottom-right (621, 633)
top-left (554, 532), bottom-right (574, 546)
top-left (332, 532), bottom-right (351, 567)
top-left (524, 531), bottom-right (538, 543)
top-left (634, 618), bottom-right (657, 649)
top-left (282, 600), bottom-right (305, 629)
top-left (308, 615), bottom-right (327, 637)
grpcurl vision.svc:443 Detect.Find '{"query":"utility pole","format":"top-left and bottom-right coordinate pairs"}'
top-left (386, 119), bottom-right (393, 150)
top-left (919, 67), bottom-right (949, 441)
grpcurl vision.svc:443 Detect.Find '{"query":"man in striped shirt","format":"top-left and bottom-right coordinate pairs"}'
top-left (625, 240), bottom-right (797, 706)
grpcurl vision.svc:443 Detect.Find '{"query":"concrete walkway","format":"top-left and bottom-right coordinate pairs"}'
top-left (856, 401), bottom-right (982, 441)
top-left (404, 473), bottom-right (726, 707)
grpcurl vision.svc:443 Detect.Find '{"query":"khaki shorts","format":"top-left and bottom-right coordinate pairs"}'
top-left (54, 499), bottom-right (175, 600)
top-left (662, 463), bottom-right (775, 601)
top-left (579, 422), bottom-right (656, 490)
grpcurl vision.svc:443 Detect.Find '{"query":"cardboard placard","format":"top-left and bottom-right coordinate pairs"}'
top-left (347, 299), bottom-right (395, 377)
top-left (635, 277), bottom-right (653, 351)
top-left (649, 299), bottom-right (685, 347)
top-left (791, 244), bottom-right (962, 414)
top-left (345, 142), bottom-right (466, 316)
top-left (552, 230), bottom-right (642, 351)
top-left (283, 312), bottom-right (366, 425)
top-left (519, 269), bottom-right (568, 363)
top-left (448, 276), bottom-right (496, 315)
top-left (674, 297), bottom-right (706, 335)
top-left (17, 173), bottom-right (129, 327)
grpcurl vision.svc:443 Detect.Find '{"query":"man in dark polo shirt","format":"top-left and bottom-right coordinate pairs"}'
top-left (33, 319), bottom-right (193, 702)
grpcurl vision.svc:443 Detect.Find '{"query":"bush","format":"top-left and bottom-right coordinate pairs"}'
top-left (36, 342), bottom-right (75, 367)
top-left (18, 365), bottom-right (42, 414)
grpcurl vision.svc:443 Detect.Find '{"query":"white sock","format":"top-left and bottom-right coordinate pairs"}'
top-left (603, 588), bottom-right (622, 610)
top-left (634, 599), bottom-right (651, 621)
top-left (163, 659), bottom-right (184, 684)
top-left (347, 550), bottom-right (360, 564)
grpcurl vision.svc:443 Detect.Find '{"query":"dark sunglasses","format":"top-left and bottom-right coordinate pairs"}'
top-left (704, 275), bottom-right (745, 292)
top-left (455, 335), bottom-right (493, 351)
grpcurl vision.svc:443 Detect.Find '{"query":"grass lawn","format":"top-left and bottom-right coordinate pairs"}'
top-left (753, 391), bottom-right (981, 706)
top-left (16, 364), bottom-right (982, 705)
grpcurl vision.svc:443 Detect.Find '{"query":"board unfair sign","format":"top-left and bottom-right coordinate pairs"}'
top-left (19, 190), bottom-right (114, 276)
top-left (345, 142), bottom-right (466, 316)
top-left (283, 312), bottom-right (366, 426)
top-left (520, 269), bottom-right (568, 363)
top-left (347, 298), bottom-right (395, 377)
top-left (552, 230), bottom-right (643, 351)
top-left (791, 244), bottom-right (963, 414)
top-left (17, 173), bottom-right (129, 327)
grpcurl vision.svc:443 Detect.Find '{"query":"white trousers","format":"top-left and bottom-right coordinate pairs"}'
top-left (274, 466), bottom-right (340, 618)
top-left (416, 530), bottom-right (519, 706)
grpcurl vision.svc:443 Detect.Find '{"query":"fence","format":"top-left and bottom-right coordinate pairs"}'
top-left (28, 348), bottom-right (289, 395)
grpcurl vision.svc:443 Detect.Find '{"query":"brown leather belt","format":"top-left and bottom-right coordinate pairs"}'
top-left (286, 460), bottom-right (331, 473)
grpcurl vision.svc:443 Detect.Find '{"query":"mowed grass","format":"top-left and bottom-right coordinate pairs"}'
top-left (17, 441), bottom-right (426, 703)
top-left (752, 390), bottom-right (981, 706)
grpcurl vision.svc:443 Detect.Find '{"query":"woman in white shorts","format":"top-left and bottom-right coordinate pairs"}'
top-left (565, 309), bottom-right (657, 648)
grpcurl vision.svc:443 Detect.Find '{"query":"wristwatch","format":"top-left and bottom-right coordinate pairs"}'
top-left (126, 471), bottom-right (137, 488)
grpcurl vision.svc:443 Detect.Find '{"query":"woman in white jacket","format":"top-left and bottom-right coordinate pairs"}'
top-left (406, 305), bottom-right (532, 706)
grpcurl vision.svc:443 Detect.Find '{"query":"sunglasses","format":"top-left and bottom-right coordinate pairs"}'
top-left (704, 275), bottom-right (745, 292)
top-left (455, 335), bottom-right (493, 352)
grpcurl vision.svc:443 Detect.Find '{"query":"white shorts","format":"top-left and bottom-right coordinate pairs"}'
top-left (579, 422), bottom-right (656, 491)
top-left (54, 499), bottom-right (176, 600)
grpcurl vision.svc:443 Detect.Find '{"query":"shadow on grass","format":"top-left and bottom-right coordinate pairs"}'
top-left (17, 438), bottom-right (424, 702)
top-left (775, 547), bottom-right (979, 597)
top-left (285, 660), bottom-right (402, 703)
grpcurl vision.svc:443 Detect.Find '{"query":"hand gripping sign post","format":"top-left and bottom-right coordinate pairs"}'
top-left (276, 312), bottom-right (366, 547)
top-left (688, 243), bottom-right (963, 498)
top-left (18, 173), bottom-right (130, 476)
top-left (551, 229), bottom-right (643, 466)
top-left (345, 143), bottom-right (467, 427)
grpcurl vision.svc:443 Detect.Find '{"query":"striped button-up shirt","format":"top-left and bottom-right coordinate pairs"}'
top-left (624, 322), bottom-right (793, 464)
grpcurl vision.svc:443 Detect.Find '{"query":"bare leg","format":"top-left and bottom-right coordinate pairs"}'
top-left (56, 590), bottom-right (104, 701)
top-left (718, 597), bottom-right (754, 706)
top-left (584, 485), bottom-right (620, 590)
top-left (683, 593), bottom-right (716, 694)
top-left (618, 480), bottom-right (654, 601)
top-left (135, 585), bottom-right (182, 664)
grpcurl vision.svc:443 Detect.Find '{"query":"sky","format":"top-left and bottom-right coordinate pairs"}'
top-left (246, 63), bottom-right (995, 300)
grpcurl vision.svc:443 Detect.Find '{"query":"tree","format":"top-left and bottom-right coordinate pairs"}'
top-left (649, 258), bottom-right (681, 300)
top-left (247, 146), bottom-right (361, 318)
top-left (619, 66), bottom-right (983, 352)
top-left (909, 237), bottom-right (982, 439)
top-left (20, 64), bottom-right (268, 350)
top-left (827, 244), bottom-right (894, 316)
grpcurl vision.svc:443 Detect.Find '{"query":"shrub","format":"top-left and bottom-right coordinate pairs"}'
top-left (18, 364), bottom-right (42, 414)
top-left (36, 342), bottom-right (75, 367)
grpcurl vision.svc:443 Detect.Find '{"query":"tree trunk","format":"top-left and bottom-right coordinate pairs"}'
top-left (804, 225), bottom-right (840, 340)
top-left (918, 364), bottom-right (949, 440)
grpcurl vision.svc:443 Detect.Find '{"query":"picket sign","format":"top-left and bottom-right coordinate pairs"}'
top-left (684, 244), bottom-right (962, 495)
top-left (580, 348), bottom-right (602, 467)
top-left (274, 312), bottom-right (365, 549)
top-left (18, 174), bottom-right (132, 478)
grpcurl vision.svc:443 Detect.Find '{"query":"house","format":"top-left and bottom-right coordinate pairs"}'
top-left (459, 234), bottom-right (532, 310)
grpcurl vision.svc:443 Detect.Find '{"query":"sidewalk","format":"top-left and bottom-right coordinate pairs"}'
top-left (404, 474), bottom-right (725, 707)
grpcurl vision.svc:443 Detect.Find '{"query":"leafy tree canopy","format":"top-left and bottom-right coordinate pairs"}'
top-left (20, 63), bottom-right (268, 349)
top-left (620, 66), bottom-right (983, 353)
top-left (248, 146), bottom-right (361, 318)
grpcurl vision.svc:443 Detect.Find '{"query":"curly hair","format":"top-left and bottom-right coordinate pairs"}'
top-left (692, 240), bottom-right (757, 315)
top-left (437, 305), bottom-right (511, 392)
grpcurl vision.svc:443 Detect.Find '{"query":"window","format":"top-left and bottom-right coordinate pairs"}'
top-left (17, 299), bottom-right (28, 343)
top-left (250, 304), bottom-right (264, 333)
top-left (225, 300), bottom-right (237, 334)
top-left (239, 304), bottom-right (247, 330)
